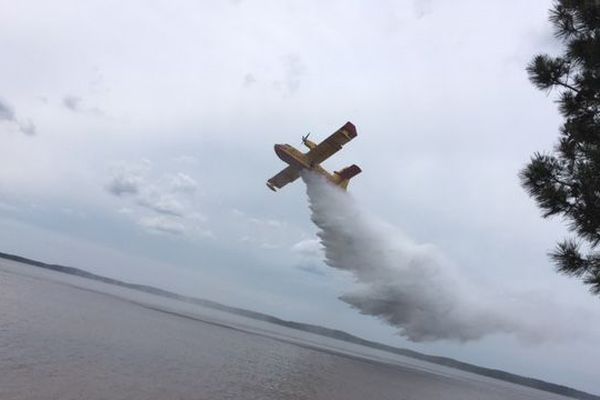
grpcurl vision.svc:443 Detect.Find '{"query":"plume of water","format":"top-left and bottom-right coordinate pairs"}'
top-left (302, 172), bottom-right (566, 342)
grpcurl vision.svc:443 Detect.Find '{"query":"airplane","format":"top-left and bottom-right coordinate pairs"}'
top-left (266, 121), bottom-right (361, 191)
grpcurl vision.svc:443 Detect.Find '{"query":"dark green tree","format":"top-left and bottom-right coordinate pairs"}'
top-left (520, 0), bottom-right (600, 294)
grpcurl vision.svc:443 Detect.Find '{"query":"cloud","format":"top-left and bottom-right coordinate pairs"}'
top-left (291, 238), bottom-right (323, 259)
top-left (292, 239), bottom-right (328, 276)
top-left (279, 54), bottom-right (306, 94)
top-left (0, 200), bottom-right (18, 212)
top-left (296, 263), bottom-right (327, 276)
top-left (243, 73), bottom-right (257, 87)
top-left (168, 172), bottom-right (198, 193)
top-left (17, 119), bottom-right (36, 135)
top-left (232, 209), bottom-right (293, 249)
top-left (173, 155), bottom-right (199, 165)
top-left (137, 209), bottom-right (212, 238)
top-left (62, 94), bottom-right (104, 117)
top-left (106, 160), bottom-right (207, 237)
top-left (134, 172), bottom-right (198, 216)
top-left (63, 95), bottom-right (83, 112)
top-left (107, 176), bottom-right (140, 196)
top-left (413, 0), bottom-right (433, 18)
top-left (139, 215), bottom-right (185, 235)
top-left (0, 99), bottom-right (16, 121)
top-left (0, 98), bottom-right (36, 135)
top-left (60, 207), bottom-right (86, 218)
top-left (188, 212), bottom-right (207, 223)
top-left (137, 193), bottom-right (185, 216)
top-left (106, 161), bottom-right (149, 196)
top-left (250, 217), bottom-right (283, 228)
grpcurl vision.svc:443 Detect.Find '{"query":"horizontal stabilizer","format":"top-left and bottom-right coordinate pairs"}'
top-left (336, 164), bottom-right (362, 180)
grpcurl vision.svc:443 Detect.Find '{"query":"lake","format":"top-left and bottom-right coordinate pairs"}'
top-left (0, 259), bottom-right (572, 400)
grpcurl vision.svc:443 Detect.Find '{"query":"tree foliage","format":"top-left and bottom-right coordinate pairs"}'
top-left (520, 0), bottom-right (600, 294)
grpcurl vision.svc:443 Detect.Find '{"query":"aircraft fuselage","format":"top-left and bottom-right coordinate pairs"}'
top-left (273, 144), bottom-right (332, 179)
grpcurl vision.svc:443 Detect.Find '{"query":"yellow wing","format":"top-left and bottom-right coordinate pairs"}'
top-left (266, 166), bottom-right (300, 191)
top-left (306, 121), bottom-right (357, 165)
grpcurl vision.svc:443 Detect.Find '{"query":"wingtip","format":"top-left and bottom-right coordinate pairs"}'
top-left (266, 182), bottom-right (277, 192)
top-left (343, 121), bottom-right (357, 138)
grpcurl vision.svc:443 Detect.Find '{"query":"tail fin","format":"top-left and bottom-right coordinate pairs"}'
top-left (334, 164), bottom-right (362, 190)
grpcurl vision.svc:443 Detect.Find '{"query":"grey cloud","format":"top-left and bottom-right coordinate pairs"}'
top-left (107, 177), bottom-right (140, 196)
top-left (173, 155), bottom-right (199, 165)
top-left (168, 172), bottom-right (198, 194)
top-left (60, 207), bottom-right (86, 218)
top-left (291, 238), bottom-right (323, 259)
top-left (63, 95), bottom-right (83, 112)
top-left (231, 209), bottom-right (301, 250)
top-left (0, 201), bottom-right (18, 212)
top-left (133, 173), bottom-right (198, 216)
top-left (106, 164), bottom-right (145, 196)
top-left (139, 216), bottom-right (185, 235)
top-left (0, 98), bottom-right (36, 135)
top-left (243, 73), bottom-right (257, 87)
top-left (280, 55), bottom-right (306, 94)
top-left (62, 94), bottom-right (104, 117)
top-left (106, 161), bottom-right (208, 236)
top-left (138, 213), bottom-right (212, 238)
top-left (18, 120), bottom-right (36, 135)
top-left (413, 0), bottom-right (433, 18)
top-left (297, 263), bottom-right (327, 276)
top-left (137, 194), bottom-right (185, 217)
top-left (0, 99), bottom-right (16, 121)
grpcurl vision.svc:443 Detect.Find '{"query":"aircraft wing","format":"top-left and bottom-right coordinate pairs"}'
top-left (306, 121), bottom-right (357, 165)
top-left (266, 165), bottom-right (300, 191)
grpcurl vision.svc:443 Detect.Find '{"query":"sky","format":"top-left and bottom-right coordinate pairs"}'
top-left (1, 0), bottom-right (599, 394)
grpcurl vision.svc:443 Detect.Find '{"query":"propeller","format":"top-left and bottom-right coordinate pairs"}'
top-left (302, 132), bottom-right (310, 143)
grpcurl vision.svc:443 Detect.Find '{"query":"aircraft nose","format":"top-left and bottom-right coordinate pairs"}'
top-left (274, 144), bottom-right (286, 160)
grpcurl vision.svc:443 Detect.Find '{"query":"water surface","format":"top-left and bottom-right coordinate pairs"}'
top-left (0, 259), bottom-right (571, 400)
